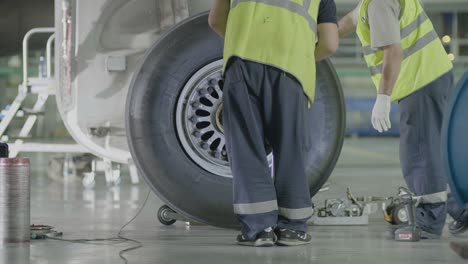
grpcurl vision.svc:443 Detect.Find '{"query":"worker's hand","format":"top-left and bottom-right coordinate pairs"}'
top-left (371, 94), bottom-right (391, 133)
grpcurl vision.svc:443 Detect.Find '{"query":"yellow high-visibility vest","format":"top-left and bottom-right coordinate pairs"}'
top-left (356, 0), bottom-right (453, 102)
top-left (223, 0), bottom-right (321, 103)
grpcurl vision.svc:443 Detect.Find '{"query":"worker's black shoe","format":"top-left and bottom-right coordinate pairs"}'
top-left (275, 229), bottom-right (312, 246)
top-left (450, 220), bottom-right (468, 236)
top-left (237, 228), bottom-right (276, 247)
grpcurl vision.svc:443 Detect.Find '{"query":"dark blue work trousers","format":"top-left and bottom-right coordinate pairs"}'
top-left (223, 57), bottom-right (313, 240)
top-left (399, 70), bottom-right (467, 234)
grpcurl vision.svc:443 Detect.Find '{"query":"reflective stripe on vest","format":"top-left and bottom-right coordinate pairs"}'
top-left (231, 0), bottom-right (317, 35)
top-left (368, 30), bottom-right (439, 75)
top-left (362, 12), bottom-right (429, 57)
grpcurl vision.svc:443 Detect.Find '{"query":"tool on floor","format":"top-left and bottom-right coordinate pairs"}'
top-left (383, 196), bottom-right (409, 226)
top-left (394, 187), bottom-right (421, 242)
top-left (30, 225), bottom-right (63, 240)
top-left (312, 187), bottom-right (388, 226)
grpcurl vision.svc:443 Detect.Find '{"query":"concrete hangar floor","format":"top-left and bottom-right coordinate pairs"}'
top-left (4, 138), bottom-right (466, 264)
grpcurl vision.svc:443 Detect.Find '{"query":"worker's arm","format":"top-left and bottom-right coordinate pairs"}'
top-left (371, 43), bottom-right (403, 133)
top-left (368, 0), bottom-right (402, 133)
top-left (337, 11), bottom-right (357, 38)
top-left (315, 23), bottom-right (339, 62)
top-left (379, 43), bottom-right (403, 95)
top-left (208, 0), bottom-right (230, 38)
top-left (315, 0), bottom-right (339, 62)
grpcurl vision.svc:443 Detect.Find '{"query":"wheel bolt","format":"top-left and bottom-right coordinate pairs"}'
top-left (208, 87), bottom-right (215, 93)
top-left (201, 143), bottom-right (209, 149)
top-left (209, 79), bottom-right (217, 85)
top-left (192, 102), bottom-right (200, 108)
top-left (189, 116), bottom-right (197, 123)
top-left (193, 131), bottom-right (201, 137)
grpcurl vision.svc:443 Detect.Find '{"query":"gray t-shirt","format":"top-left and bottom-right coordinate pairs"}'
top-left (353, 0), bottom-right (401, 48)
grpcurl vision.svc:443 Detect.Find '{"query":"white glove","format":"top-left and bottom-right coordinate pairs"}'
top-left (371, 94), bottom-right (392, 133)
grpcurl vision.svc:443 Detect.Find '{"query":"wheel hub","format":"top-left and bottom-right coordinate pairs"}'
top-left (176, 60), bottom-right (272, 178)
top-left (215, 105), bottom-right (224, 134)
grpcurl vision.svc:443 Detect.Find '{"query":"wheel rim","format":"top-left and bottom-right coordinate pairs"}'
top-left (176, 60), bottom-right (273, 178)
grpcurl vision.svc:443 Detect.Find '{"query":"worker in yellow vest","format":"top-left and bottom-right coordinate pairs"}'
top-left (209, 0), bottom-right (338, 246)
top-left (339, 0), bottom-right (467, 238)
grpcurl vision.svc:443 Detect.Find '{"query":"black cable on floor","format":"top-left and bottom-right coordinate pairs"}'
top-left (47, 189), bottom-right (152, 264)
top-left (116, 190), bottom-right (151, 263)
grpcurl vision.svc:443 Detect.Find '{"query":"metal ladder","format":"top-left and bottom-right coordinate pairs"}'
top-left (0, 27), bottom-right (139, 188)
top-left (0, 28), bottom-right (88, 156)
